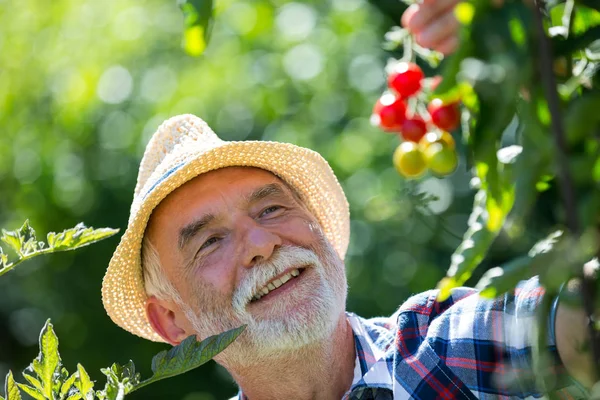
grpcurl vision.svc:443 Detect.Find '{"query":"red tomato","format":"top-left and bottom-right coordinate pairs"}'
top-left (428, 99), bottom-right (461, 131)
top-left (400, 117), bottom-right (427, 142)
top-left (388, 62), bottom-right (424, 99)
top-left (372, 93), bottom-right (407, 132)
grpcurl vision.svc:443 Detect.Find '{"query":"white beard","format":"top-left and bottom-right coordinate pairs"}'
top-left (179, 242), bottom-right (348, 367)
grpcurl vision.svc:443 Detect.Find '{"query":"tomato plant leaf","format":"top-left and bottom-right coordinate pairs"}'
top-left (179, 0), bottom-right (213, 56)
top-left (136, 325), bottom-right (245, 389)
top-left (476, 256), bottom-right (533, 298)
top-left (21, 373), bottom-right (42, 393)
top-left (14, 384), bottom-right (43, 400)
top-left (60, 372), bottom-right (78, 399)
top-left (46, 223), bottom-right (119, 252)
top-left (97, 361), bottom-right (140, 399)
top-left (75, 364), bottom-right (94, 400)
top-left (33, 320), bottom-right (61, 399)
top-left (5, 372), bottom-right (22, 400)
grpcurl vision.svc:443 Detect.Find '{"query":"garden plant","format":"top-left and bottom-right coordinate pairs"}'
top-left (3, 0), bottom-right (600, 397)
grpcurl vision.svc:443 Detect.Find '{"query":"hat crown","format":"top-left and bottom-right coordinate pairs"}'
top-left (133, 114), bottom-right (222, 203)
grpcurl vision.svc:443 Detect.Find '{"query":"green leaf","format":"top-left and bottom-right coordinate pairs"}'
top-left (135, 326), bottom-right (245, 390)
top-left (98, 361), bottom-right (140, 400)
top-left (476, 256), bottom-right (533, 298)
top-left (34, 319), bottom-right (61, 399)
top-left (46, 223), bottom-right (119, 252)
top-left (21, 372), bottom-right (42, 393)
top-left (15, 384), bottom-right (43, 400)
top-left (179, 0), bottom-right (213, 56)
top-left (0, 220), bottom-right (37, 256)
top-left (60, 372), bottom-right (78, 399)
top-left (75, 364), bottom-right (94, 400)
top-left (5, 372), bottom-right (22, 400)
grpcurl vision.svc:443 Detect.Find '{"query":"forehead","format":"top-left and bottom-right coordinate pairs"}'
top-left (148, 167), bottom-right (294, 225)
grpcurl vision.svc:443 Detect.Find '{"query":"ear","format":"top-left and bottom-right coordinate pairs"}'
top-left (145, 296), bottom-right (190, 345)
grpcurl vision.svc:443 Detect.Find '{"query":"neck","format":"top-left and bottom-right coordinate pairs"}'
top-left (223, 314), bottom-right (356, 400)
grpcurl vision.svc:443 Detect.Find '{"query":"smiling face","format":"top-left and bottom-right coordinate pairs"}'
top-left (144, 167), bottom-right (347, 365)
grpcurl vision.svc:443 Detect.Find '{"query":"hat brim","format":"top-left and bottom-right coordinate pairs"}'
top-left (102, 140), bottom-right (350, 342)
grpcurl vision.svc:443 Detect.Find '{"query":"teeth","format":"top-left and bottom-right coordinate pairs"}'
top-left (251, 269), bottom-right (302, 302)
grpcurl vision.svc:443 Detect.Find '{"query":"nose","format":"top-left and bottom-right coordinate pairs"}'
top-left (240, 219), bottom-right (282, 269)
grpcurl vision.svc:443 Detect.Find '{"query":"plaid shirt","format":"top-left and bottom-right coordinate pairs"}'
top-left (234, 278), bottom-right (588, 399)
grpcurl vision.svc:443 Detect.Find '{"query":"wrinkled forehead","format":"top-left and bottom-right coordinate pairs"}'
top-left (147, 166), bottom-right (308, 227)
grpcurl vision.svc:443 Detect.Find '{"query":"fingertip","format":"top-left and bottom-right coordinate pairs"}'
top-left (401, 4), bottom-right (420, 30)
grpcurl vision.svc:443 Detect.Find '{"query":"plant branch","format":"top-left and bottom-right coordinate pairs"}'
top-left (532, 0), bottom-right (600, 381)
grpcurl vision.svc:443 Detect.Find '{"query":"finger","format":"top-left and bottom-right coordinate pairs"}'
top-left (435, 35), bottom-right (459, 55)
top-left (415, 10), bottom-right (459, 49)
top-left (401, 4), bottom-right (420, 30)
top-left (405, 0), bottom-right (460, 33)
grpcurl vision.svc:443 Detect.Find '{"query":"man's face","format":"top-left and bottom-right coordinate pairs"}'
top-left (146, 167), bottom-right (347, 365)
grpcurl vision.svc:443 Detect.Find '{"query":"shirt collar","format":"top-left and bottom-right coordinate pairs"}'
top-left (236, 312), bottom-right (396, 400)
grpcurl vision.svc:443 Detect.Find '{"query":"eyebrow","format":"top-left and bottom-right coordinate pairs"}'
top-left (177, 183), bottom-right (293, 251)
top-left (178, 214), bottom-right (215, 250)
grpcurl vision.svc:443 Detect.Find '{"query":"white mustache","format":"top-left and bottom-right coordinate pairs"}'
top-left (232, 246), bottom-right (321, 313)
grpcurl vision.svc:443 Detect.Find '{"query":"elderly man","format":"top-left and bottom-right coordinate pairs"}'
top-left (102, 113), bottom-right (593, 399)
top-left (101, 5), bottom-right (595, 400)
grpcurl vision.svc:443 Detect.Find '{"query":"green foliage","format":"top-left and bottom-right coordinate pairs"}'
top-left (0, 221), bottom-right (119, 277)
top-left (179, 0), bottom-right (214, 56)
top-left (2, 319), bottom-right (245, 400)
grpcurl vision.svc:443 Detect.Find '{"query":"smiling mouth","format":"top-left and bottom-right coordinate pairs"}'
top-left (250, 267), bottom-right (307, 302)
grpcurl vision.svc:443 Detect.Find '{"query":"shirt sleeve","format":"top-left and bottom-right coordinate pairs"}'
top-left (394, 276), bottom-right (589, 399)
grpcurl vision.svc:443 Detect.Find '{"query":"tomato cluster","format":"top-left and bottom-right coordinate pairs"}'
top-left (371, 62), bottom-right (461, 179)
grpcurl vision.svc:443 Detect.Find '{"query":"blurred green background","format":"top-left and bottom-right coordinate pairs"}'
top-left (0, 0), bottom-right (530, 398)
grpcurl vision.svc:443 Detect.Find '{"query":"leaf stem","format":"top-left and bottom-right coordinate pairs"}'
top-left (532, 0), bottom-right (600, 381)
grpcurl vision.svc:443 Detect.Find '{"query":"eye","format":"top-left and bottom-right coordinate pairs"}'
top-left (261, 205), bottom-right (282, 217)
top-left (199, 236), bottom-right (220, 250)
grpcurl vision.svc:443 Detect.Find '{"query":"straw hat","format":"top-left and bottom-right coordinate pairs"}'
top-left (102, 114), bottom-right (350, 342)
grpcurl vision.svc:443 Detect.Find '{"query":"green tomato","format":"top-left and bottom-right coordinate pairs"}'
top-left (423, 143), bottom-right (458, 176)
top-left (393, 141), bottom-right (427, 178)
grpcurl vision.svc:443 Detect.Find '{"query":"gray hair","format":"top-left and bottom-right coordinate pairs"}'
top-left (141, 237), bottom-right (183, 304)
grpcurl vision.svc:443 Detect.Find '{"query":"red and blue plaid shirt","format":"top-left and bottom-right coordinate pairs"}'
top-left (235, 277), bottom-right (588, 399)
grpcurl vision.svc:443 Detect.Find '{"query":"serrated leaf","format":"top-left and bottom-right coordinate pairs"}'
top-left (36, 320), bottom-right (61, 399)
top-left (15, 384), bottom-right (43, 400)
top-left (60, 372), bottom-right (78, 399)
top-left (46, 224), bottom-right (119, 252)
top-left (5, 372), bottom-right (22, 400)
top-left (1, 229), bottom-right (23, 255)
top-left (21, 373), bottom-right (42, 393)
top-left (75, 364), bottom-right (94, 400)
top-left (136, 326), bottom-right (245, 390)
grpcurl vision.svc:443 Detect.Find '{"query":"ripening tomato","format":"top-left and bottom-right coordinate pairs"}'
top-left (428, 99), bottom-right (461, 131)
top-left (400, 117), bottom-right (427, 142)
top-left (393, 141), bottom-right (427, 178)
top-left (423, 142), bottom-right (458, 176)
top-left (372, 93), bottom-right (407, 132)
top-left (388, 62), bottom-right (424, 99)
top-left (419, 131), bottom-right (456, 150)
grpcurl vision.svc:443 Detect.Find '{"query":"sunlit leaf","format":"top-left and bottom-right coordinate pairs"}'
top-left (134, 326), bottom-right (245, 390)
top-left (60, 372), bottom-right (78, 399)
top-left (46, 223), bottom-right (119, 252)
top-left (33, 320), bottom-right (61, 399)
top-left (5, 372), bottom-right (22, 400)
top-left (179, 0), bottom-right (213, 57)
top-left (75, 364), bottom-right (94, 400)
top-left (21, 372), bottom-right (43, 394)
top-left (14, 384), bottom-right (43, 400)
